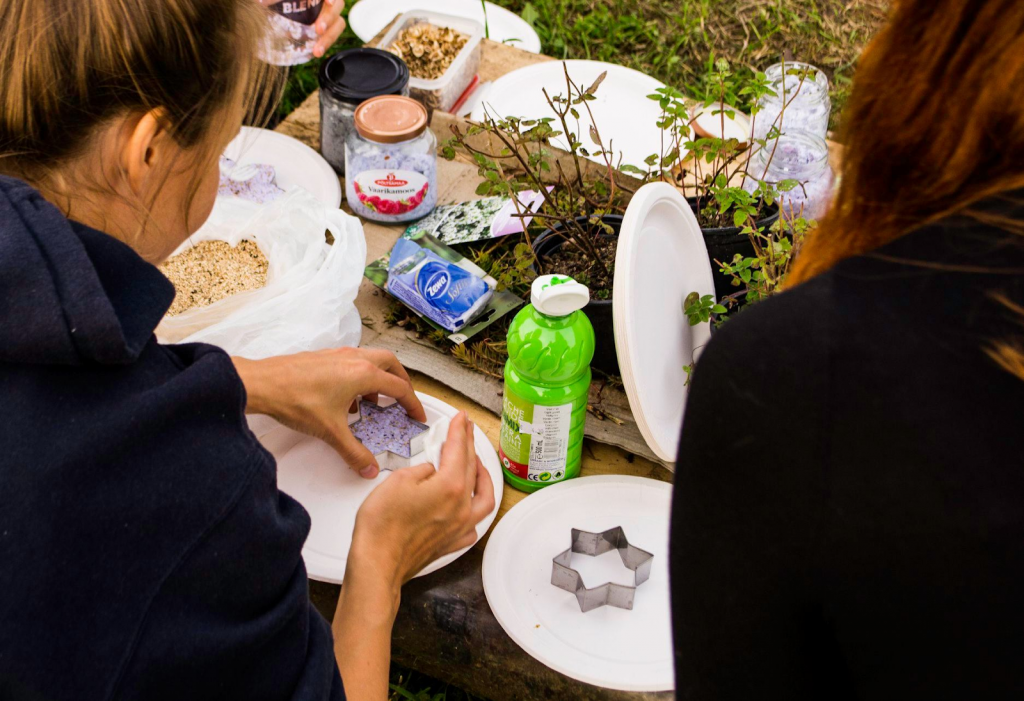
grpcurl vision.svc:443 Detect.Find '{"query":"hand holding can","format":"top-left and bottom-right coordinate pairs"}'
top-left (260, 0), bottom-right (345, 65)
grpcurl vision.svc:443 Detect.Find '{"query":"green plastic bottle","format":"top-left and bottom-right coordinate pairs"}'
top-left (500, 275), bottom-right (595, 492)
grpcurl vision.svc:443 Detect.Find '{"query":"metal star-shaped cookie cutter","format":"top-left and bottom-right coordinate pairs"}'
top-left (348, 399), bottom-right (429, 471)
top-left (551, 527), bottom-right (654, 612)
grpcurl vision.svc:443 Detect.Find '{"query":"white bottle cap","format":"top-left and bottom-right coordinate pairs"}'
top-left (531, 275), bottom-right (590, 317)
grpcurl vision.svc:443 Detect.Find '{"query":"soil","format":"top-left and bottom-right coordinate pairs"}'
top-left (541, 236), bottom-right (618, 301)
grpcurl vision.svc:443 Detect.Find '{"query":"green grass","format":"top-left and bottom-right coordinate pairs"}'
top-left (388, 667), bottom-right (487, 701)
top-left (280, 0), bottom-right (887, 129)
top-left (501, 0), bottom-right (887, 125)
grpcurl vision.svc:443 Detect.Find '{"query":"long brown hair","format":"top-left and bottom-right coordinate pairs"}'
top-left (789, 0), bottom-right (1024, 284)
top-left (0, 0), bottom-right (281, 221)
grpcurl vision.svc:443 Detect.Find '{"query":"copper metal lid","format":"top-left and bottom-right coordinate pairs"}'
top-left (354, 95), bottom-right (428, 144)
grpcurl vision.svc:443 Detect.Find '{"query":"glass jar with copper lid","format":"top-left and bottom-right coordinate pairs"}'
top-left (345, 95), bottom-right (438, 223)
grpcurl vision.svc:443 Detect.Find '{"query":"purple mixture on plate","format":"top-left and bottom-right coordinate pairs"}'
top-left (218, 157), bottom-right (286, 204)
top-left (350, 400), bottom-right (429, 459)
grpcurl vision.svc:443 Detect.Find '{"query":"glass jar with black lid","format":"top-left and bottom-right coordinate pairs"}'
top-left (319, 48), bottom-right (410, 175)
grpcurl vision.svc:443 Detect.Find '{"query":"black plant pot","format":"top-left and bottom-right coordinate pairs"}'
top-left (689, 197), bottom-right (780, 301)
top-left (532, 215), bottom-right (623, 377)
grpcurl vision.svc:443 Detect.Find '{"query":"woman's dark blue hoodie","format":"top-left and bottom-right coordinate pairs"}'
top-left (0, 176), bottom-right (345, 701)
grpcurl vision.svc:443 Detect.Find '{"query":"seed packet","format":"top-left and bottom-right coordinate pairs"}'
top-left (364, 230), bottom-right (523, 344)
top-left (403, 190), bottom-right (549, 246)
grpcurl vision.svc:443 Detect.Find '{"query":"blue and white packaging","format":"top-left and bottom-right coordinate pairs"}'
top-left (386, 237), bottom-right (494, 331)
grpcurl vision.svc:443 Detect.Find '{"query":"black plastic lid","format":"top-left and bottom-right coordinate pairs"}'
top-left (319, 48), bottom-right (410, 105)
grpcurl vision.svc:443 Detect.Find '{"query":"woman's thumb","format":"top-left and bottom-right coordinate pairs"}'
top-left (327, 424), bottom-right (380, 479)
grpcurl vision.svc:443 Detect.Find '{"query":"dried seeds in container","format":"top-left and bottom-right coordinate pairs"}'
top-left (387, 23), bottom-right (468, 81)
top-left (160, 240), bottom-right (268, 316)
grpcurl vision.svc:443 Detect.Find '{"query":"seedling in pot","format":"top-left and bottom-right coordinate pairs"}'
top-left (637, 60), bottom-right (820, 330)
top-left (442, 64), bottom-right (634, 302)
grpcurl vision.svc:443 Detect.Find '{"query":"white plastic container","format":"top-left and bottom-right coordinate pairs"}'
top-left (378, 10), bottom-right (484, 115)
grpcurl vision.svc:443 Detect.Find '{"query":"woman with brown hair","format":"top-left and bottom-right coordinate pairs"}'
top-left (0, 1), bottom-right (493, 700)
top-left (671, 0), bottom-right (1024, 697)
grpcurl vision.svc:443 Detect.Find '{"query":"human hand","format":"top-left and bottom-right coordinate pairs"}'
top-left (331, 413), bottom-right (494, 699)
top-left (349, 412), bottom-right (496, 589)
top-left (313, 0), bottom-right (346, 58)
top-left (232, 348), bottom-right (426, 478)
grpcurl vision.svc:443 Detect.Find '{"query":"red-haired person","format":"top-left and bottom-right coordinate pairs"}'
top-left (672, 1), bottom-right (1024, 697)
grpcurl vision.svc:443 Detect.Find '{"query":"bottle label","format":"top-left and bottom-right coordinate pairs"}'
top-left (268, 0), bottom-right (324, 26)
top-left (352, 170), bottom-right (430, 217)
top-left (499, 388), bottom-right (572, 484)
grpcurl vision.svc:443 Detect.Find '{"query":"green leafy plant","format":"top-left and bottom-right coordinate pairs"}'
top-left (650, 60), bottom-right (820, 329)
top-left (682, 208), bottom-right (812, 331)
top-left (431, 60), bottom-right (823, 384)
top-left (684, 293), bottom-right (727, 326)
top-left (442, 64), bottom-right (635, 292)
top-left (637, 58), bottom-right (820, 228)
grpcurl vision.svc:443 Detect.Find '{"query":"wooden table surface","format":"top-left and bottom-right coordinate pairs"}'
top-left (292, 30), bottom-right (674, 701)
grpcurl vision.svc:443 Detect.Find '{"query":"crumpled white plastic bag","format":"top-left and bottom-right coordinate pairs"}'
top-left (156, 188), bottom-right (365, 358)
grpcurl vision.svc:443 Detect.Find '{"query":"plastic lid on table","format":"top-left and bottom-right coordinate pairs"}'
top-left (318, 48), bottom-right (411, 104)
top-left (612, 183), bottom-right (716, 464)
top-left (354, 95), bottom-right (429, 143)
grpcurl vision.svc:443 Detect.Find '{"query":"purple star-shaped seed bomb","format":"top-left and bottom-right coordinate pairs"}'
top-left (349, 400), bottom-right (429, 471)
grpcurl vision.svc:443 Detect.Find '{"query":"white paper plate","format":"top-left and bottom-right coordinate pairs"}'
top-left (349, 0), bottom-right (541, 53)
top-left (472, 60), bottom-right (682, 170)
top-left (614, 183), bottom-right (715, 464)
top-left (224, 127), bottom-right (342, 208)
top-left (482, 475), bottom-right (674, 691)
top-left (253, 393), bottom-right (504, 584)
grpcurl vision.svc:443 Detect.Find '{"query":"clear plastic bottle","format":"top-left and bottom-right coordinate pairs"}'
top-left (260, 0), bottom-right (325, 66)
top-left (500, 275), bottom-right (595, 493)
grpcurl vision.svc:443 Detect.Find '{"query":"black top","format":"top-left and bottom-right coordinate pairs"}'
top-left (0, 176), bottom-right (345, 701)
top-left (319, 48), bottom-right (410, 105)
top-left (671, 194), bottom-right (1024, 699)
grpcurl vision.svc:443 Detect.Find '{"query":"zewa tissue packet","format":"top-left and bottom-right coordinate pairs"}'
top-left (387, 237), bottom-right (493, 332)
top-left (367, 231), bottom-right (522, 344)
